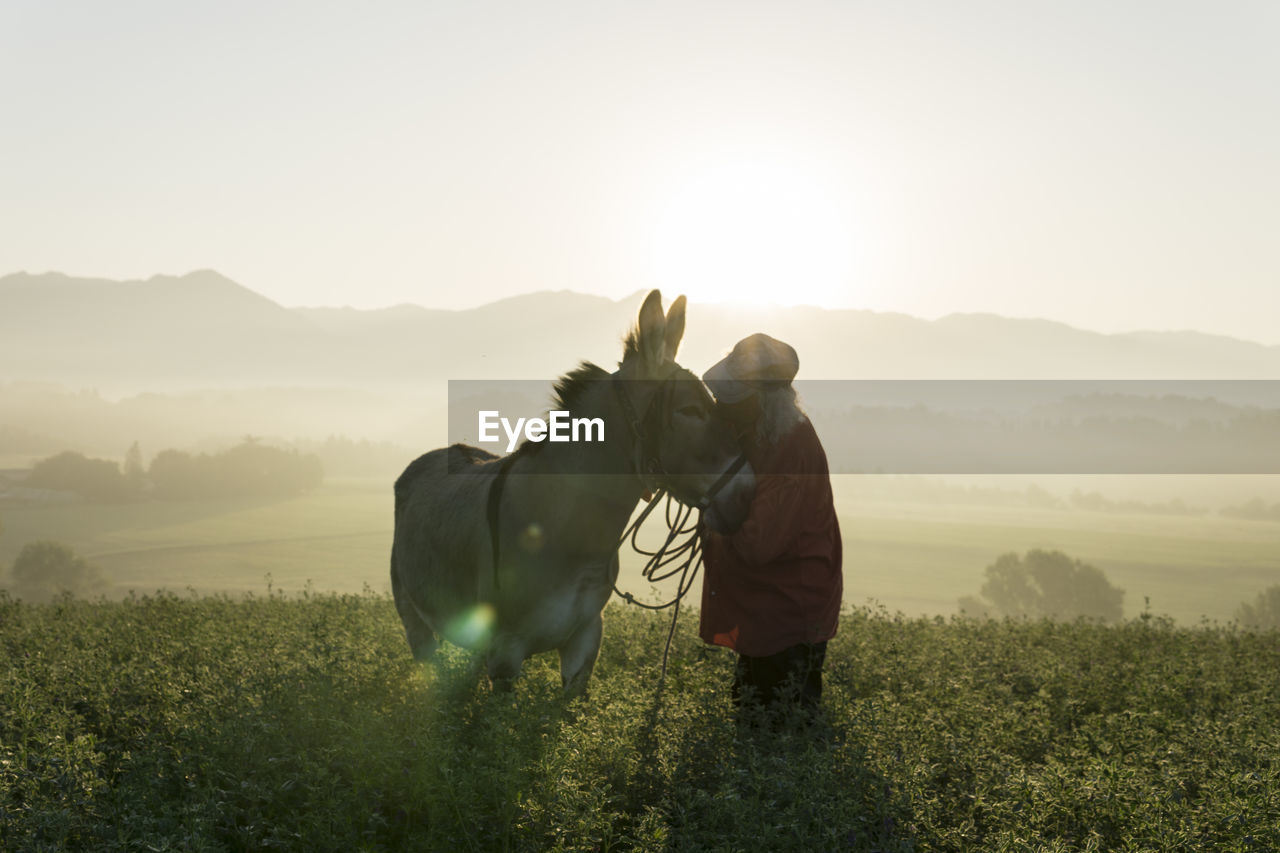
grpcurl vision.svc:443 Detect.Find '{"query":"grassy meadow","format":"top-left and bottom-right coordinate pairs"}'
top-left (3, 476), bottom-right (1280, 849)
top-left (3, 476), bottom-right (1278, 623)
top-left (839, 501), bottom-right (1280, 623)
top-left (3, 592), bottom-right (1279, 851)
top-left (0, 479), bottom-right (392, 598)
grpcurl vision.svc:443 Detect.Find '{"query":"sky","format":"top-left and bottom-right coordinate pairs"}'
top-left (3, 1), bottom-right (1279, 343)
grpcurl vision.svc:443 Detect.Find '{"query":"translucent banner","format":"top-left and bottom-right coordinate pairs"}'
top-left (447, 379), bottom-right (1280, 474)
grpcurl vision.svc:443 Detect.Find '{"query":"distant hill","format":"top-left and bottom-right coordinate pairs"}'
top-left (0, 271), bottom-right (319, 388)
top-left (3, 270), bottom-right (1280, 393)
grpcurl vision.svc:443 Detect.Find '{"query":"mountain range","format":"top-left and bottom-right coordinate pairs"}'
top-left (3, 270), bottom-right (1279, 394)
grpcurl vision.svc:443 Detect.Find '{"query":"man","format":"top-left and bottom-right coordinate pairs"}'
top-left (699, 333), bottom-right (843, 724)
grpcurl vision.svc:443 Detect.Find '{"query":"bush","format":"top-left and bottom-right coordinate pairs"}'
top-left (1235, 585), bottom-right (1280, 629)
top-left (7, 540), bottom-right (110, 601)
top-left (959, 548), bottom-right (1124, 622)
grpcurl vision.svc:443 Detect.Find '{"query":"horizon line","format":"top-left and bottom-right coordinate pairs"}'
top-left (4, 268), bottom-right (1276, 349)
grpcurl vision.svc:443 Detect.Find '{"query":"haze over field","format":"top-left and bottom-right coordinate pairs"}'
top-left (3, 269), bottom-right (1280, 463)
top-left (3, 270), bottom-right (1278, 624)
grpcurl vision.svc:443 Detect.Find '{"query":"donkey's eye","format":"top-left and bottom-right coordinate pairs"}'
top-left (678, 405), bottom-right (707, 420)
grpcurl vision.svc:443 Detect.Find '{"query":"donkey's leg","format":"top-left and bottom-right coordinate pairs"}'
top-left (485, 634), bottom-right (527, 693)
top-left (391, 558), bottom-right (438, 662)
top-left (559, 613), bottom-right (604, 698)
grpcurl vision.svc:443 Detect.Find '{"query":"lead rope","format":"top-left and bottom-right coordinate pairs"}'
top-left (613, 489), bottom-right (704, 683)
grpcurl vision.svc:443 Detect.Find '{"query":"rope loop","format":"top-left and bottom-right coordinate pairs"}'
top-left (613, 489), bottom-right (706, 681)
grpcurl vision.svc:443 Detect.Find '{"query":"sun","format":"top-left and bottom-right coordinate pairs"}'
top-left (647, 157), bottom-right (859, 308)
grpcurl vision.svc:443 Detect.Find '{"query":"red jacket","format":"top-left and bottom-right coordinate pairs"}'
top-left (699, 417), bottom-right (843, 657)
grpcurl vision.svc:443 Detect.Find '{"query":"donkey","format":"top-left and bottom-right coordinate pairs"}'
top-left (391, 290), bottom-right (755, 696)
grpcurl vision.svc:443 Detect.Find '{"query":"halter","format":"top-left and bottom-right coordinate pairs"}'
top-left (611, 366), bottom-right (747, 509)
top-left (610, 365), bottom-right (682, 493)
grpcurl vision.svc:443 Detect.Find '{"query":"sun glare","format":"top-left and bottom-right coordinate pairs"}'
top-left (648, 158), bottom-right (858, 308)
top-left (444, 602), bottom-right (496, 648)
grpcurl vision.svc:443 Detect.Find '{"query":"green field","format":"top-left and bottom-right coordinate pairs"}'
top-left (0, 479), bottom-right (392, 597)
top-left (838, 500), bottom-right (1280, 624)
top-left (3, 593), bottom-right (1278, 851)
top-left (3, 477), bottom-right (1278, 623)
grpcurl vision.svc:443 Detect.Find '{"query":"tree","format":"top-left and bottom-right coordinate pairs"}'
top-left (1235, 586), bottom-right (1280, 630)
top-left (26, 451), bottom-right (130, 501)
top-left (123, 441), bottom-right (147, 493)
top-left (7, 540), bottom-right (109, 601)
top-left (148, 448), bottom-right (204, 499)
top-left (959, 549), bottom-right (1124, 622)
top-left (148, 441), bottom-right (323, 499)
top-left (219, 440), bottom-right (322, 496)
top-left (1222, 498), bottom-right (1280, 521)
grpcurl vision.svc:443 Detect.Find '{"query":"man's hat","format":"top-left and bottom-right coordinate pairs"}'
top-left (702, 333), bottom-right (800, 403)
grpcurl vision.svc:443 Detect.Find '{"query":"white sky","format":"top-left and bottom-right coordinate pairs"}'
top-left (3, 1), bottom-right (1279, 342)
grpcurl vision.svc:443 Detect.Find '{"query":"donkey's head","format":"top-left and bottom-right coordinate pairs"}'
top-left (616, 291), bottom-right (755, 533)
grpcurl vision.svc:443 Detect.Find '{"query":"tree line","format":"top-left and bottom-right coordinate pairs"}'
top-left (814, 407), bottom-right (1280, 474)
top-left (23, 439), bottom-right (323, 502)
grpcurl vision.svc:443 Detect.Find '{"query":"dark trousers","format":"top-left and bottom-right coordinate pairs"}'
top-left (732, 641), bottom-right (827, 717)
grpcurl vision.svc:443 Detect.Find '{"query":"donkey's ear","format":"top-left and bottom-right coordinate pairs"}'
top-left (635, 289), bottom-right (667, 372)
top-left (663, 295), bottom-right (686, 362)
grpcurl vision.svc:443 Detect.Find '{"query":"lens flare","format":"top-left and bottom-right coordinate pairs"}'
top-left (518, 522), bottom-right (545, 553)
top-left (445, 602), bottom-right (496, 648)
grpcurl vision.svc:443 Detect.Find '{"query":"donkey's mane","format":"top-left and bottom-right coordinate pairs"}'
top-left (556, 322), bottom-right (645, 411)
top-left (503, 362), bottom-right (612, 459)
top-left (551, 361), bottom-right (611, 412)
top-left (621, 325), bottom-right (642, 363)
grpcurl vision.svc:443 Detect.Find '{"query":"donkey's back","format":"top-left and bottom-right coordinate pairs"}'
top-left (393, 443), bottom-right (497, 519)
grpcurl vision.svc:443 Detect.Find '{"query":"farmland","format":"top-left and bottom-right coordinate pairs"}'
top-left (3, 477), bottom-right (1278, 623)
